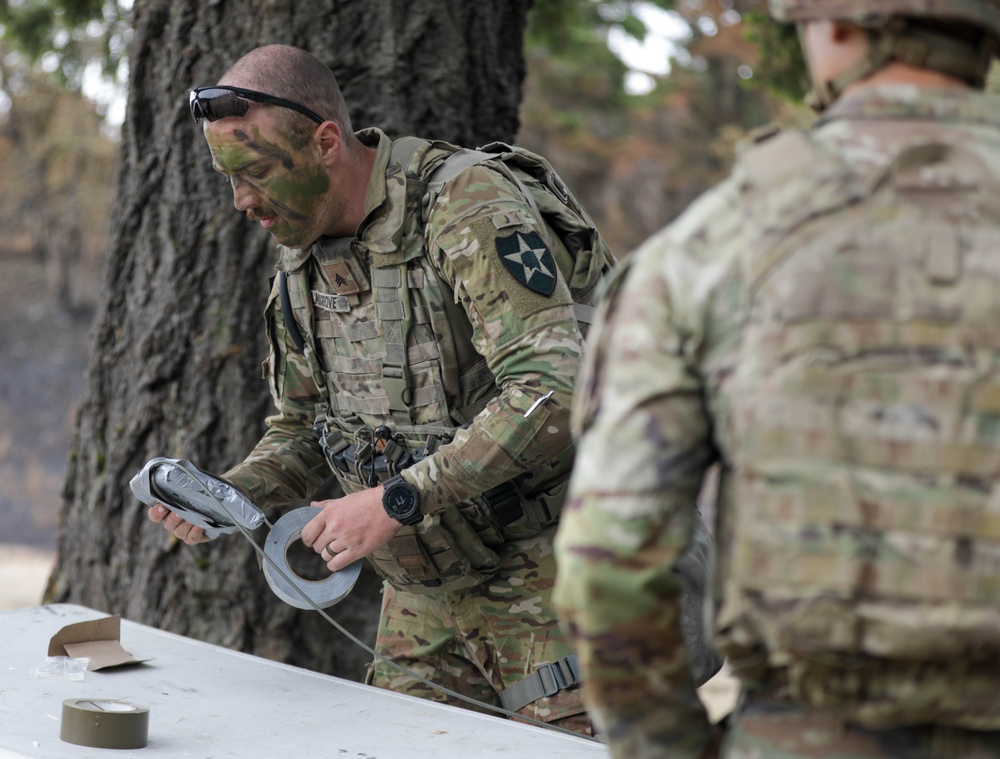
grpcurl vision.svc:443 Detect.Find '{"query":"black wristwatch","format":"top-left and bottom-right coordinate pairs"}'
top-left (382, 475), bottom-right (423, 526)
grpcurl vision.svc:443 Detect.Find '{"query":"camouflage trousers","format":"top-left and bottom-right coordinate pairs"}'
top-left (725, 696), bottom-right (1000, 758)
top-left (369, 525), bottom-right (593, 737)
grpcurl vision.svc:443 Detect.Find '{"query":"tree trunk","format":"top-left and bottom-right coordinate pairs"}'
top-left (48, 0), bottom-right (532, 682)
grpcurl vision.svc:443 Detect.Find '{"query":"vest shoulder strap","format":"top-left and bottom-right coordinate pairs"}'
top-left (377, 137), bottom-right (453, 423)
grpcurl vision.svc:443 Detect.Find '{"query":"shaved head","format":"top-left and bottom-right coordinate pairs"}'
top-left (220, 45), bottom-right (353, 142)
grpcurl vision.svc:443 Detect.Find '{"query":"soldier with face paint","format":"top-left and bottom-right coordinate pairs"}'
top-left (554, 2), bottom-right (1000, 758)
top-left (148, 43), bottom-right (616, 734)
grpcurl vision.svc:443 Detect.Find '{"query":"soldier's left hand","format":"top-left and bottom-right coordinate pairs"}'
top-left (300, 486), bottom-right (399, 572)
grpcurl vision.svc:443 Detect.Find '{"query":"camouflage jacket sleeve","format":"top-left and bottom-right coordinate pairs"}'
top-left (554, 178), bottom-right (743, 759)
top-left (400, 163), bottom-right (584, 512)
top-left (221, 281), bottom-right (330, 510)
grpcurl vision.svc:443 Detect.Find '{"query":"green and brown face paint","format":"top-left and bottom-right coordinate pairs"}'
top-left (207, 119), bottom-right (331, 246)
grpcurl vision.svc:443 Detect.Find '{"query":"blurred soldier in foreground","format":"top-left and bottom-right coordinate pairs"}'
top-left (555, 2), bottom-right (1000, 757)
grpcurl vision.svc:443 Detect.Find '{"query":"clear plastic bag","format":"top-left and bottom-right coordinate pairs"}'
top-left (31, 656), bottom-right (90, 681)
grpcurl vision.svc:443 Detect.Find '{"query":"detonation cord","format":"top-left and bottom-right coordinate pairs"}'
top-left (174, 462), bottom-right (598, 742)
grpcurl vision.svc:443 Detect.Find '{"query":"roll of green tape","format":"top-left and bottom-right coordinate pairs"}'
top-left (60, 698), bottom-right (149, 749)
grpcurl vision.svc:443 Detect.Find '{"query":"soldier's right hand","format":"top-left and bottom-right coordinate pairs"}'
top-left (147, 504), bottom-right (211, 545)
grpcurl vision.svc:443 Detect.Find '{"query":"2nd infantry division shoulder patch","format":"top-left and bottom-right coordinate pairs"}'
top-left (495, 230), bottom-right (557, 297)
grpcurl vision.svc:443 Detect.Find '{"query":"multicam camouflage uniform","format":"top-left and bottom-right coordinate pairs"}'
top-left (222, 127), bottom-right (594, 730)
top-left (554, 82), bottom-right (1000, 758)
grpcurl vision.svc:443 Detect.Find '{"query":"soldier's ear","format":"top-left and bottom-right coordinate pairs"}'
top-left (830, 19), bottom-right (858, 44)
top-left (315, 120), bottom-right (344, 164)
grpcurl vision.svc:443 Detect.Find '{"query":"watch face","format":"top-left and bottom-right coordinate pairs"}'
top-left (385, 481), bottom-right (419, 522)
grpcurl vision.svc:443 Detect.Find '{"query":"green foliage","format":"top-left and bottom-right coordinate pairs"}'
top-left (528, 0), bottom-right (677, 53)
top-left (526, 0), bottom-right (681, 104)
top-left (520, 1), bottom-right (806, 257)
top-left (741, 9), bottom-right (810, 100)
top-left (1, 4), bottom-right (54, 61)
top-left (526, 1), bottom-right (808, 104)
top-left (0, 0), bottom-right (128, 90)
top-left (56, 0), bottom-right (101, 26)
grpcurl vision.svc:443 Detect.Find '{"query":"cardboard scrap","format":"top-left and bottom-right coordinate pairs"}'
top-left (47, 614), bottom-right (150, 671)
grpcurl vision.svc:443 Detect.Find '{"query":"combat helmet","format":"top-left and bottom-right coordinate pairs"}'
top-left (769, 0), bottom-right (1000, 107)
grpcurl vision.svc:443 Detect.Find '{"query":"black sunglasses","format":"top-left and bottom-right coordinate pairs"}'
top-left (189, 86), bottom-right (326, 124)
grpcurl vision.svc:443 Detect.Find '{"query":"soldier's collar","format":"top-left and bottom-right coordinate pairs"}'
top-left (275, 244), bottom-right (312, 272)
top-left (818, 84), bottom-right (1000, 129)
top-left (355, 127), bottom-right (393, 223)
top-left (353, 128), bottom-right (408, 261)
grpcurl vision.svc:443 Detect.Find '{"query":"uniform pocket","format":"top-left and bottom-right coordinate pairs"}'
top-left (367, 503), bottom-right (501, 594)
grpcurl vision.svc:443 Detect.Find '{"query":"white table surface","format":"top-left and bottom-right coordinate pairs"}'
top-left (0, 604), bottom-right (606, 758)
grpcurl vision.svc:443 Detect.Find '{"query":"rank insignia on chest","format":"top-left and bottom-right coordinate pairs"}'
top-left (495, 230), bottom-right (556, 297)
top-left (321, 260), bottom-right (363, 295)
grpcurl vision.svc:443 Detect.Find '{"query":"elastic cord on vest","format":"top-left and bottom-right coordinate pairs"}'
top-left (178, 465), bottom-right (594, 741)
top-left (278, 271), bottom-right (306, 353)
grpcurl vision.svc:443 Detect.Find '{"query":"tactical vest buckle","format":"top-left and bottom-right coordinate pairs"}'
top-left (480, 481), bottom-right (524, 526)
top-left (535, 656), bottom-right (581, 698)
top-left (499, 654), bottom-right (582, 713)
top-left (383, 365), bottom-right (413, 409)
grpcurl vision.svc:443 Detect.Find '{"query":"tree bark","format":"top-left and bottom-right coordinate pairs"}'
top-left (48, 0), bottom-right (532, 682)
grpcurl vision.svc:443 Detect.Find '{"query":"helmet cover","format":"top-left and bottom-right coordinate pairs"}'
top-left (768, 0), bottom-right (1000, 39)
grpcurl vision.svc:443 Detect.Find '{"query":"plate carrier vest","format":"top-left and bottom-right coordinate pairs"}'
top-left (278, 137), bottom-right (616, 596)
top-left (715, 127), bottom-right (1000, 728)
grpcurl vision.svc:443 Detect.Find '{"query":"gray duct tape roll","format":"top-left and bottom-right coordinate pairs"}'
top-left (262, 506), bottom-right (363, 610)
top-left (60, 698), bottom-right (149, 749)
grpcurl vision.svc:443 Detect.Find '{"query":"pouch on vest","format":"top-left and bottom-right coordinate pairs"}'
top-left (367, 504), bottom-right (502, 594)
top-left (318, 420), bottom-right (567, 591)
top-left (315, 421), bottom-right (499, 592)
